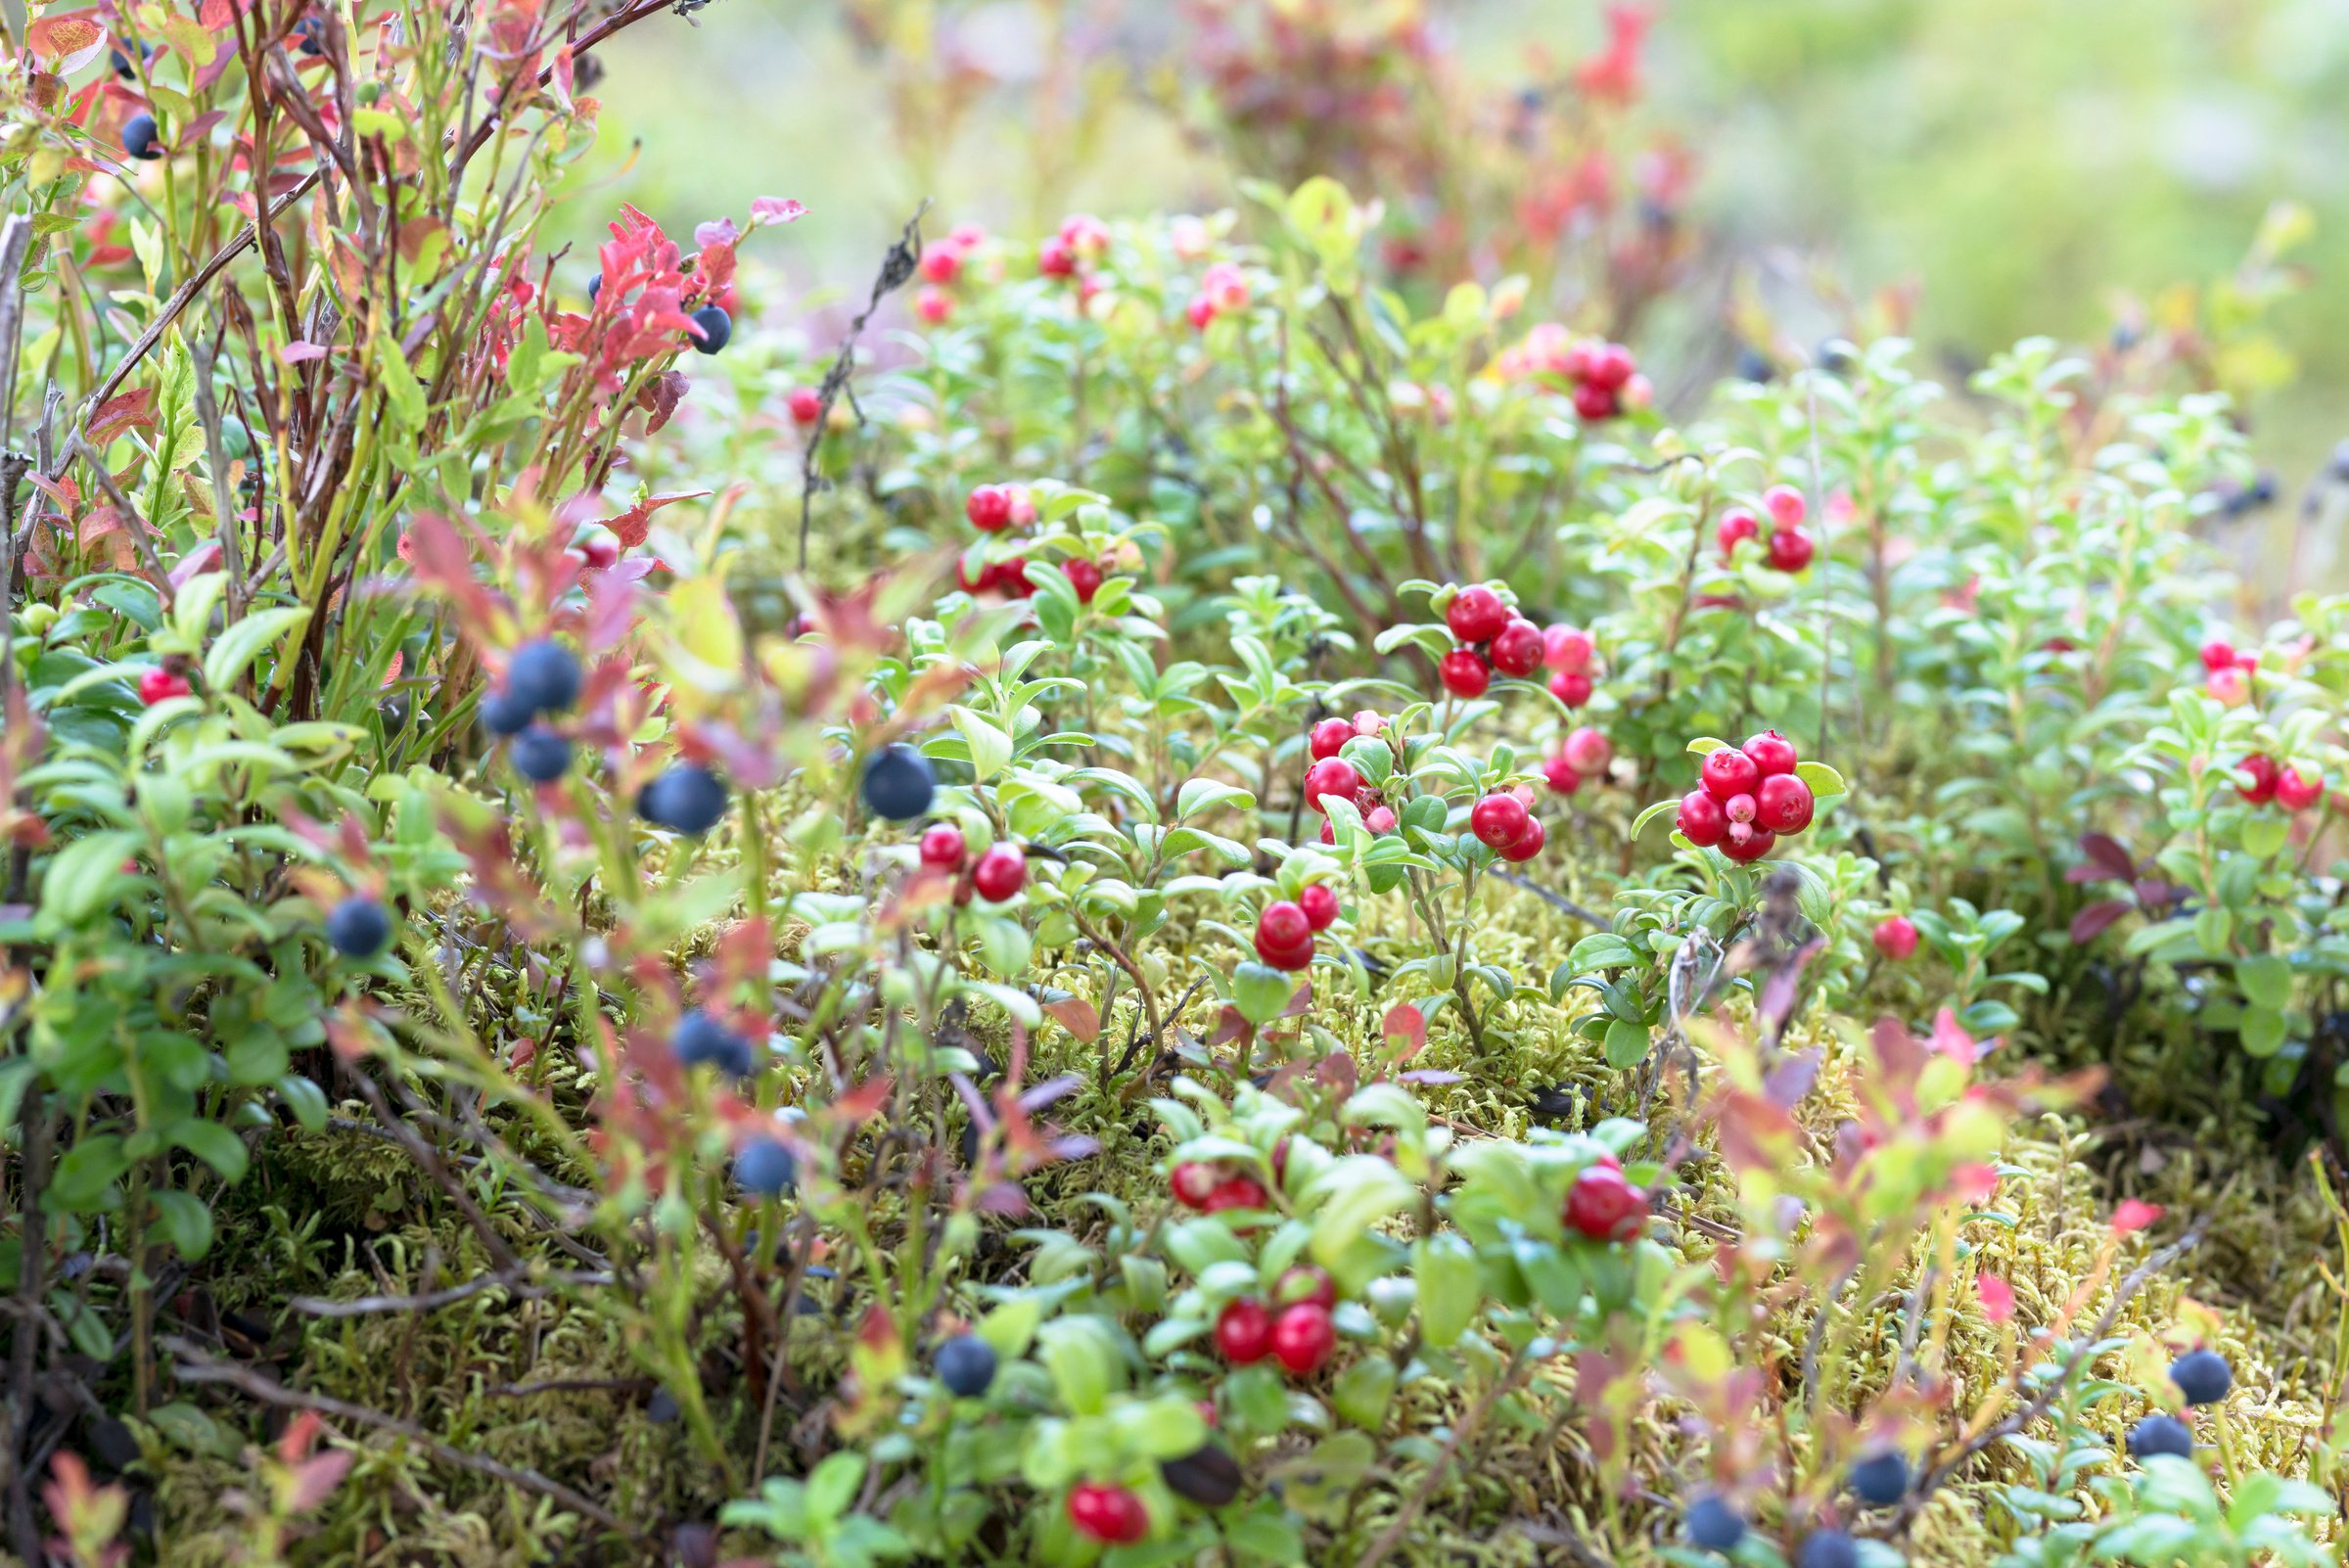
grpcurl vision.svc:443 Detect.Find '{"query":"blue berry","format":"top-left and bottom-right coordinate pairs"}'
top-left (2128, 1413), bottom-right (2194, 1461)
top-left (481, 687), bottom-right (536, 737)
top-left (637, 763), bottom-right (729, 834)
top-left (1685, 1494), bottom-right (1744, 1553)
top-left (860, 744), bottom-right (936, 822)
top-left (510, 725), bottom-right (573, 783)
top-left (1798, 1530), bottom-right (1859, 1568)
top-left (674, 1009), bottom-right (754, 1077)
top-left (1849, 1449), bottom-right (1909, 1506)
top-left (122, 114), bottom-right (163, 161)
top-left (325, 897), bottom-right (392, 958)
top-left (2168, 1348), bottom-right (2231, 1407)
top-left (736, 1137), bottom-right (797, 1197)
top-left (296, 16), bottom-right (324, 54)
top-left (688, 304), bottom-right (732, 355)
top-left (935, 1334), bottom-right (997, 1398)
top-left (111, 42), bottom-right (155, 80)
top-left (506, 638), bottom-right (580, 716)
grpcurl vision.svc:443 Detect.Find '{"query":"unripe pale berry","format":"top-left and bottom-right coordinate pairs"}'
top-left (1543, 623), bottom-right (1594, 672)
top-left (1724, 793), bottom-right (1758, 825)
top-left (1563, 726), bottom-right (1612, 776)
top-left (1763, 484), bottom-right (1807, 529)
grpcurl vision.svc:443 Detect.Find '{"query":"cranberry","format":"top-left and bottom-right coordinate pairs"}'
top-left (1310, 716), bottom-right (1358, 761)
top-left (1214, 1298), bottom-right (1274, 1363)
top-left (1203, 1175), bottom-right (1268, 1215)
top-left (1721, 828), bottom-right (1777, 863)
top-left (1571, 382), bottom-right (1620, 421)
top-left (1763, 484), bottom-right (1807, 530)
top-left (1489, 618), bottom-right (1544, 677)
top-left (1269, 1302), bottom-right (1336, 1375)
top-left (1756, 774), bottom-right (1815, 834)
top-left (1303, 758), bottom-right (1363, 813)
top-left (917, 824), bottom-right (967, 868)
top-left (1543, 623), bottom-right (1594, 672)
top-left (1872, 915), bottom-right (1919, 961)
top-left (1564, 1165), bottom-right (1646, 1242)
top-left (914, 286), bottom-right (951, 324)
top-left (1065, 559), bottom-right (1103, 603)
top-left (1277, 1266), bottom-right (1337, 1311)
top-left (1700, 747), bottom-right (1762, 803)
top-left (1036, 237), bottom-right (1077, 277)
top-left (1470, 792), bottom-right (1532, 848)
top-left (1563, 726), bottom-right (1612, 776)
top-left (1171, 1162), bottom-right (1221, 1208)
top-left (1066, 1482), bottom-right (1150, 1545)
top-left (1547, 669), bottom-right (1591, 707)
top-left (1543, 756), bottom-right (1583, 795)
top-left (1446, 585), bottom-right (1511, 644)
top-left (1498, 817), bottom-right (1546, 862)
top-left (786, 386), bottom-right (823, 424)
top-left (1298, 884), bottom-right (1340, 931)
top-left (2198, 637), bottom-right (2236, 672)
top-left (1439, 649), bottom-right (1493, 699)
top-left (2236, 754), bottom-right (2280, 805)
top-left (965, 484), bottom-right (1014, 531)
top-left (971, 845), bottom-right (1027, 901)
top-left (2277, 765), bottom-right (2326, 812)
top-left (1741, 730), bottom-right (1798, 776)
top-left (1717, 508), bottom-right (1760, 559)
top-left (1768, 529), bottom-right (1816, 573)
top-left (1676, 790), bottom-right (1727, 847)
top-left (1585, 342), bottom-right (1635, 392)
top-left (138, 668), bottom-right (191, 705)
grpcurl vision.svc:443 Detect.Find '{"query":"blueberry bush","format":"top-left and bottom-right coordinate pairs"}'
top-left (0, 4), bottom-right (2344, 1568)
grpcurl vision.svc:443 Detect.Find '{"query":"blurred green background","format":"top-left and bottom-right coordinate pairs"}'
top-left (557, 0), bottom-right (2346, 491)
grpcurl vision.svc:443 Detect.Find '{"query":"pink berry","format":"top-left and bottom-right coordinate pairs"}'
top-left (1585, 343), bottom-right (1635, 392)
top-left (918, 824), bottom-right (966, 868)
top-left (786, 386), bottom-right (822, 425)
top-left (965, 484), bottom-right (1014, 531)
top-left (1763, 484), bottom-right (1807, 530)
top-left (1700, 747), bottom-right (1762, 803)
top-left (1185, 293), bottom-right (1216, 331)
top-left (1547, 669), bottom-right (1591, 707)
top-left (1563, 726), bottom-right (1612, 776)
top-left (1446, 585), bottom-right (1511, 644)
top-left (2207, 667), bottom-right (2250, 707)
top-left (1298, 884), bottom-right (1339, 931)
top-left (2198, 638), bottom-right (2236, 673)
top-left (1364, 806), bottom-right (1399, 835)
top-left (1717, 509), bottom-right (1760, 559)
top-left (1543, 756), bottom-right (1583, 795)
top-left (1572, 381), bottom-right (1619, 421)
top-left (1066, 559), bottom-right (1103, 603)
top-left (1873, 914), bottom-right (1919, 961)
top-left (918, 247), bottom-right (960, 284)
top-left (1269, 1302), bottom-right (1336, 1375)
top-left (2277, 765), bottom-right (2325, 812)
top-left (1036, 237), bottom-right (1077, 277)
top-left (138, 668), bottom-right (191, 705)
top-left (2237, 754), bottom-right (2280, 805)
top-left (915, 286), bottom-right (951, 324)
top-left (1470, 792), bottom-right (1532, 849)
top-left (1676, 790), bottom-right (1727, 847)
top-left (1543, 623), bottom-right (1594, 672)
top-left (1724, 792), bottom-right (1758, 825)
top-left (1310, 717), bottom-right (1357, 761)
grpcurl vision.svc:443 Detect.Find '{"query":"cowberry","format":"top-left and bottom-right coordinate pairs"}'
top-left (1203, 1175), bottom-right (1267, 1215)
top-left (2198, 637), bottom-right (2236, 672)
top-left (1716, 508), bottom-right (1759, 559)
top-left (1258, 899), bottom-right (1312, 952)
top-left (971, 845), bottom-right (1027, 902)
top-left (1586, 342), bottom-right (1635, 392)
top-left (736, 1136), bottom-right (797, 1197)
top-left (1201, 260), bottom-right (1249, 313)
top-left (861, 745), bottom-right (937, 821)
top-left (1215, 1299), bottom-right (1274, 1364)
top-left (687, 304), bottom-right (732, 354)
top-left (1470, 792), bottom-right (1532, 849)
top-left (325, 897), bottom-right (392, 958)
top-left (1763, 483), bottom-right (1808, 530)
top-left (674, 1010), bottom-right (754, 1077)
top-left (507, 638), bottom-right (581, 715)
top-left (1298, 883), bottom-right (1339, 931)
top-left (2128, 1414), bottom-right (2194, 1461)
top-left (1254, 925), bottom-right (1314, 973)
top-left (1700, 746), bottom-right (1761, 803)
top-left (138, 668), bottom-right (191, 705)
top-left (511, 725), bottom-right (573, 783)
top-left (935, 1334), bottom-right (996, 1397)
top-left (1310, 716), bottom-right (1357, 761)
top-left (786, 386), bottom-right (822, 424)
top-left (1872, 914), bottom-right (1919, 961)
top-left (122, 113), bottom-right (164, 161)
top-left (1849, 1449), bottom-right (1909, 1505)
top-left (918, 247), bottom-right (960, 284)
top-left (1571, 381), bottom-right (1619, 421)
top-left (1563, 725), bottom-right (1612, 776)
top-left (913, 287), bottom-right (951, 324)
top-left (918, 823), bottom-right (967, 868)
top-left (2207, 666), bottom-right (2251, 707)
top-left (2235, 754), bottom-right (2280, 805)
top-left (1171, 1162), bottom-right (1220, 1208)
top-left (1036, 236), bottom-right (1077, 277)
top-left (965, 484), bottom-right (1014, 531)
top-left (1066, 1482), bottom-right (1149, 1545)
top-left (637, 763), bottom-right (729, 834)
top-left (2169, 1348), bottom-right (2232, 1407)
top-left (2277, 764), bottom-right (2325, 812)
top-left (1446, 586), bottom-right (1511, 643)
top-left (1500, 818), bottom-right (1547, 864)
top-left (1685, 1494), bottom-right (1745, 1552)
top-left (1543, 623), bottom-right (1594, 671)
top-left (1440, 649), bottom-right (1493, 699)
top-left (1799, 1531), bottom-right (1860, 1568)
top-left (1060, 213), bottom-right (1110, 255)
top-left (1065, 559), bottom-right (1103, 603)
top-left (1363, 805), bottom-right (1399, 835)
top-left (1676, 789), bottom-right (1727, 847)
top-left (1756, 773), bottom-right (1815, 834)
top-left (1742, 729), bottom-right (1798, 776)
top-left (1724, 793), bottom-right (1758, 825)
top-left (1185, 294), bottom-right (1216, 331)
top-left (1303, 757), bottom-right (1363, 813)
top-left (1269, 1302), bottom-right (1336, 1375)
top-left (1547, 669), bottom-right (1591, 707)
top-left (1563, 1165), bottom-right (1645, 1242)
top-left (1543, 756), bottom-right (1583, 795)
top-left (1489, 618), bottom-right (1544, 677)
top-left (1159, 1445), bottom-right (1243, 1508)
top-left (1721, 827), bottom-right (1777, 862)
top-left (1768, 528), bottom-right (1817, 573)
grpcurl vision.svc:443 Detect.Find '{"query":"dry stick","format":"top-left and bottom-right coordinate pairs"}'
top-left (1488, 869), bottom-right (1607, 928)
top-left (164, 1337), bottom-right (635, 1538)
top-left (289, 1265), bottom-right (612, 1319)
top-left (799, 204), bottom-right (928, 573)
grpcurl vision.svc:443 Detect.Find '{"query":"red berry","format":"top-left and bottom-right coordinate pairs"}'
top-left (1676, 789), bottom-right (1727, 847)
top-left (2278, 765), bottom-right (2326, 812)
top-left (1446, 585), bottom-right (1511, 644)
top-left (1768, 529), bottom-right (1816, 573)
top-left (138, 668), bottom-right (191, 705)
top-left (954, 557), bottom-right (989, 593)
top-left (1547, 669), bottom-right (1591, 707)
top-left (918, 247), bottom-right (960, 284)
top-left (1203, 1175), bottom-right (1268, 1215)
top-left (1067, 1482), bottom-right (1150, 1545)
top-left (1543, 756), bottom-right (1583, 795)
top-left (915, 286), bottom-right (951, 324)
top-left (1215, 1298), bottom-right (1275, 1364)
top-left (1700, 747), bottom-right (1761, 803)
top-left (1172, 1162), bottom-right (1220, 1208)
top-left (1564, 1166), bottom-right (1646, 1242)
top-left (1036, 236), bottom-right (1077, 277)
top-left (965, 484), bottom-right (1014, 531)
top-left (1269, 1302), bottom-right (1336, 1376)
top-left (1254, 932), bottom-right (1313, 971)
top-left (1298, 884), bottom-right (1339, 931)
top-left (1721, 827), bottom-right (1777, 863)
top-left (1439, 649), bottom-right (1493, 699)
top-left (1470, 792), bottom-right (1531, 848)
top-left (1498, 816), bottom-right (1546, 862)
top-left (971, 845), bottom-right (1027, 901)
top-left (2198, 637), bottom-right (2236, 673)
top-left (1873, 915), bottom-right (1919, 961)
top-left (1763, 484), bottom-right (1807, 530)
top-left (1317, 818), bottom-right (1335, 846)
top-left (1303, 758), bottom-right (1363, 813)
top-left (1741, 730), bottom-right (1798, 776)
top-left (1277, 1266), bottom-right (1337, 1311)
top-left (987, 558), bottom-right (1035, 596)
top-left (1310, 717), bottom-right (1358, 761)
top-left (1543, 623), bottom-right (1594, 672)
top-left (1563, 726), bottom-right (1612, 776)
top-left (918, 824), bottom-right (967, 868)
top-left (1185, 293), bottom-right (1216, 331)
top-left (1756, 773), bottom-right (1815, 834)
top-left (1066, 559), bottom-right (1103, 603)
top-left (2237, 754), bottom-right (2280, 805)
top-left (1571, 381), bottom-right (1620, 421)
top-left (1717, 508), bottom-right (1760, 559)
top-left (1258, 899), bottom-right (1312, 950)
top-left (1489, 618), bottom-right (1544, 677)
top-left (1586, 343), bottom-right (1636, 392)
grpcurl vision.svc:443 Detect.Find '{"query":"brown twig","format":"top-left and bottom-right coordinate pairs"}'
top-left (799, 203), bottom-right (928, 573)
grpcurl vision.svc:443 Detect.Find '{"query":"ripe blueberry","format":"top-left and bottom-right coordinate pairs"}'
top-left (1849, 1449), bottom-right (1909, 1505)
top-left (687, 304), bottom-right (732, 354)
top-left (326, 897), bottom-right (392, 958)
top-left (736, 1136), bottom-right (797, 1197)
top-left (122, 113), bottom-right (164, 161)
top-left (674, 1009), bottom-right (754, 1077)
top-left (637, 762), bottom-right (729, 834)
top-left (861, 744), bottom-right (936, 821)
top-left (1159, 1445), bottom-right (1243, 1508)
top-left (2168, 1348), bottom-right (2231, 1407)
top-left (1684, 1493), bottom-right (1744, 1552)
top-left (1798, 1529), bottom-right (1860, 1568)
top-left (935, 1334), bottom-right (996, 1397)
top-left (510, 725), bottom-right (572, 783)
top-left (481, 687), bottom-right (535, 736)
top-left (2128, 1413), bottom-right (2194, 1461)
top-left (507, 638), bottom-right (581, 715)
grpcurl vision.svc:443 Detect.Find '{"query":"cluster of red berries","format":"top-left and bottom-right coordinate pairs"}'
top-left (1674, 730), bottom-right (1817, 863)
top-left (2235, 754), bottom-right (2325, 812)
top-left (1563, 1155), bottom-right (1646, 1242)
top-left (956, 483), bottom-right (1040, 598)
top-left (911, 221), bottom-right (988, 325)
top-left (916, 823), bottom-right (1029, 904)
top-left (1185, 261), bottom-right (1251, 331)
top-left (1171, 1160), bottom-right (1270, 1218)
top-left (1436, 584), bottom-right (1546, 699)
top-left (1542, 623), bottom-right (1599, 708)
top-left (1543, 725), bottom-right (1613, 795)
top-left (1497, 324), bottom-right (1650, 423)
top-left (1212, 1268), bottom-right (1339, 1377)
top-left (1717, 484), bottom-right (1816, 574)
top-left (1036, 212), bottom-right (1111, 282)
top-left (1304, 711), bottom-right (1400, 848)
top-left (1469, 786), bottom-right (1548, 863)
top-left (2198, 636), bottom-right (2261, 708)
top-left (1253, 886), bottom-right (1341, 971)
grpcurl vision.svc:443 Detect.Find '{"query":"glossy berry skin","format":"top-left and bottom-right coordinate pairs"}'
top-left (786, 386), bottom-right (822, 424)
top-left (1544, 626), bottom-right (1594, 676)
top-left (1564, 1166), bottom-right (1645, 1242)
top-left (735, 1137), bottom-right (797, 1197)
top-left (1547, 669), bottom-right (1591, 707)
top-left (1214, 1299), bottom-right (1274, 1364)
top-left (1470, 792), bottom-right (1532, 849)
top-left (1269, 1303), bottom-right (1336, 1376)
top-left (637, 763), bottom-right (729, 834)
top-left (1036, 237), bottom-right (1078, 277)
top-left (1065, 559), bottom-right (1103, 603)
top-left (1258, 900), bottom-right (1312, 953)
top-left (1439, 650), bottom-right (1492, 699)
top-left (511, 725), bottom-right (572, 783)
top-left (965, 484), bottom-right (1014, 530)
top-left (1763, 483), bottom-right (1808, 529)
top-left (1721, 827), bottom-right (1777, 863)
top-left (971, 845), bottom-right (1027, 902)
top-left (935, 1334), bottom-right (996, 1397)
top-left (2236, 754), bottom-right (2280, 805)
top-left (1498, 817), bottom-right (1546, 863)
top-left (1364, 806), bottom-right (1399, 835)
top-left (1700, 746), bottom-right (1762, 803)
top-left (2169, 1348), bottom-right (2232, 1407)
top-left (325, 897), bottom-right (392, 958)
top-left (687, 304), bottom-right (732, 354)
top-left (1488, 619), bottom-right (1544, 677)
top-left (1298, 884), bottom-right (1339, 931)
top-left (2128, 1413), bottom-right (2194, 1461)
top-left (674, 1010), bottom-right (754, 1077)
top-left (1066, 1482), bottom-right (1150, 1545)
top-left (1798, 1529), bottom-right (1860, 1568)
top-left (1849, 1449), bottom-right (1910, 1505)
top-left (1303, 758), bottom-right (1362, 813)
top-left (1310, 717), bottom-right (1357, 760)
top-left (2277, 765), bottom-right (2325, 812)
top-left (861, 745), bottom-right (937, 821)
top-left (1677, 789), bottom-right (1727, 847)
top-left (122, 113), bottom-right (164, 161)
top-left (1685, 1494), bottom-right (1744, 1552)
top-left (1585, 342), bottom-right (1635, 392)
top-left (507, 638), bottom-right (581, 715)
top-left (1255, 928), bottom-right (1314, 971)
top-left (1543, 756), bottom-right (1583, 795)
top-left (1445, 585), bottom-right (1511, 644)
top-left (1716, 508), bottom-right (1759, 559)
top-left (1769, 528), bottom-right (1817, 573)
top-left (1171, 1162), bottom-right (1220, 1208)
top-left (1873, 915), bottom-right (1919, 961)
top-left (1756, 773), bottom-right (1815, 834)
top-left (1571, 381), bottom-right (1619, 421)
top-left (918, 246), bottom-right (960, 284)
top-left (1742, 730), bottom-right (1798, 776)
top-left (138, 668), bottom-right (191, 705)
top-left (918, 823), bottom-right (967, 868)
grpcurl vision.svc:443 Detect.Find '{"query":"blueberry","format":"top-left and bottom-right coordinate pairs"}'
top-left (860, 744), bottom-right (935, 821)
top-left (479, 686), bottom-right (534, 736)
top-left (1849, 1449), bottom-right (1909, 1506)
top-left (735, 1136), bottom-right (796, 1197)
top-left (688, 304), bottom-right (732, 355)
top-left (506, 638), bottom-right (580, 716)
top-left (325, 897), bottom-right (392, 958)
top-left (934, 1334), bottom-right (996, 1398)
top-left (646, 1388), bottom-right (679, 1423)
top-left (637, 763), bottom-right (729, 834)
top-left (674, 1009), bottom-right (754, 1077)
top-left (587, 273), bottom-right (603, 304)
top-left (1798, 1530), bottom-right (1860, 1568)
top-left (296, 16), bottom-right (324, 54)
top-left (1159, 1444), bottom-right (1243, 1507)
top-left (510, 724), bottom-right (573, 783)
top-left (2168, 1348), bottom-right (2231, 1407)
top-left (111, 42), bottom-right (155, 80)
top-left (2128, 1413), bottom-right (2195, 1461)
top-left (122, 114), bottom-right (163, 161)
top-left (1685, 1493), bottom-right (1744, 1553)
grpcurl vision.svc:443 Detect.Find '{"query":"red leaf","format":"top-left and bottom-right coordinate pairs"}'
top-left (1380, 1001), bottom-right (1426, 1057)
top-left (606, 487), bottom-right (709, 548)
top-left (1042, 996), bottom-right (1099, 1043)
top-left (2067, 899), bottom-right (2132, 945)
top-left (85, 388), bottom-right (156, 445)
top-left (2076, 831), bottom-right (2136, 883)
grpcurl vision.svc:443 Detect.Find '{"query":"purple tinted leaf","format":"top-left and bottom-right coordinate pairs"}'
top-left (2077, 831), bottom-right (2136, 882)
top-left (2068, 899), bottom-right (2133, 945)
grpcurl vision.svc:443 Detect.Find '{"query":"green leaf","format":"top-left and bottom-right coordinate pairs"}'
top-left (2236, 954), bottom-right (2291, 1011)
top-left (2240, 1003), bottom-right (2287, 1058)
top-left (150, 1189), bottom-right (214, 1260)
top-left (203, 606), bottom-right (311, 691)
top-left (167, 1119), bottom-right (249, 1183)
top-left (38, 831), bottom-right (141, 927)
top-left (949, 707), bottom-right (1014, 783)
top-left (1176, 778), bottom-right (1255, 820)
top-left (1412, 1233), bottom-right (1478, 1347)
top-left (1604, 1017), bottom-right (1651, 1069)
top-left (1230, 962), bottom-right (1297, 1028)
top-left (1794, 760), bottom-right (1847, 800)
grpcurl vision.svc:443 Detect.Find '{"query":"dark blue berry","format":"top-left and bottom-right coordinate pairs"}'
top-left (1798, 1530), bottom-right (1859, 1568)
top-left (325, 897), bottom-right (392, 958)
top-left (860, 744), bottom-right (935, 822)
top-left (510, 725), bottom-right (573, 783)
top-left (1685, 1494), bottom-right (1744, 1553)
top-left (2168, 1348), bottom-right (2231, 1407)
top-left (637, 763), bottom-right (729, 834)
top-left (1159, 1444), bottom-right (1243, 1507)
top-left (481, 687), bottom-right (536, 736)
top-left (506, 638), bottom-right (580, 716)
top-left (935, 1334), bottom-right (996, 1398)
top-left (736, 1136), bottom-right (796, 1197)
top-left (296, 16), bottom-right (324, 55)
top-left (2128, 1413), bottom-right (2195, 1461)
top-left (646, 1388), bottom-right (679, 1423)
top-left (111, 42), bottom-right (155, 80)
top-left (1849, 1449), bottom-right (1909, 1506)
top-left (122, 114), bottom-right (163, 161)
top-left (587, 274), bottom-right (602, 304)
top-left (674, 1009), bottom-right (754, 1077)
top-left (688, 305), bottom-right (731, 355)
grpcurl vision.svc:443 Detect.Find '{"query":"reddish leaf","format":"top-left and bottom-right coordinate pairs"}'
top-left (750, 197), bottom-right (807, 227)
top-left (606, 487), bottom-right (709, 548)
top-left (1042, 996), bottom-right (1099, 1043)
top-left (2067, 899), bottom-right (2132, 945)
top-left (278, 341), bottom-right (329, 364)
top-left (85, 388), bottom-right (156, 445)
top-left (2076, 831), bottom-right (2136, 883)
top-left (1380, 1001), bottom-right (1426, 1057)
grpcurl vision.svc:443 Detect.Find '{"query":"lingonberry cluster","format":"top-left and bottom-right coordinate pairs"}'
top-left (1211, 1267), bottom-right (1339, 1377)
top-left (1717, 484), bottom-right (1817, 574)
top-left (1036, 211), bottom-right (1111, 282)
top-left (912, 220), bottom-right (987, 325)
top-left (1543, 622), bottom-right (1600, 708)
top-left (1674, 729), bottom-right (1818, 862)
top-left (2235, 753), bottom-right (2326, 812)
top-left (914, 822), bottom-right (1029, 905)
top-left (1542, 724), bottom-right (1613, 795)
top-left (956, 482), bottom-right (1041, 598)
top-left (1435, 583), bottom-right (1545, 699)
top-left (1185, 260), bottom-right (1251, 330)
top-left (1305, 711), bottom-right (1399, 847)
top-left (1169, 1160), bottom-right (1270, 1217)
top-left (2198, 634), bottom-right (2261, 707)
top-left (1469, 784), bottom-right (1548, 863)
top-left (1253, 884), bottom-right (1342, 970)
top-left (1496, 323), bottom-right (1649, 422)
